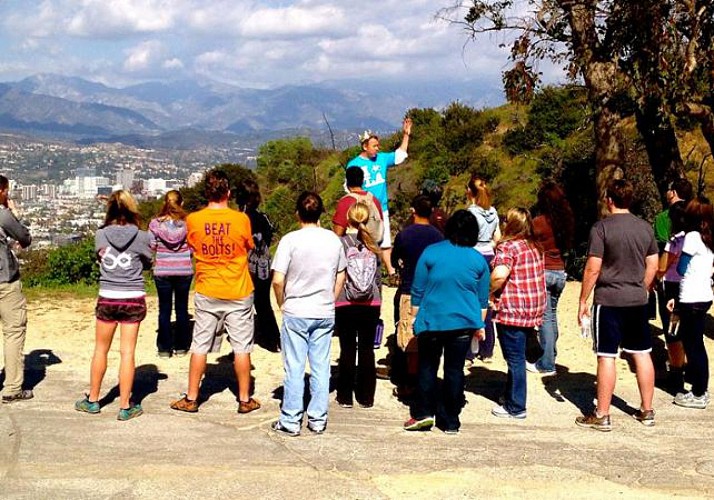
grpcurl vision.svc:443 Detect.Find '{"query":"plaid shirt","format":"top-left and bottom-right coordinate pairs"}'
top-left (492, 239), bottom-right (546, 327)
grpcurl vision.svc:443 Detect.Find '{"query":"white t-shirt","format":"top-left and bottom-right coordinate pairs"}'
top-left (679, 231), bottom-right (714, 304)
top-left (272, 226), bottom-right (347, 319)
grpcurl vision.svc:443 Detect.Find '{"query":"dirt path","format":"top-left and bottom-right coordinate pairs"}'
top-left (1, 282), bottom-right (713, 499)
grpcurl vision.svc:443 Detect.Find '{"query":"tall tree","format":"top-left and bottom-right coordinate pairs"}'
top-left (441, 1), bottom-right (713, 203)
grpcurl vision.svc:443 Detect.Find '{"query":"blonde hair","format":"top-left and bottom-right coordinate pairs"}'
top-left (347, 202), bottom-right (381, 255)
top-left (157, 190), bottom-right (186, 220)
top-left (500, 207), bottom-right (537, 247)
top-left (103, 190), bottom-right (141, 227)
top-left (467, 175), bottom-right (492, 209)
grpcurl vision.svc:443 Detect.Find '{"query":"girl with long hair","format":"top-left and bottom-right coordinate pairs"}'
top-left (335, 202), bottom-right (382, 408)
top-left (148, 189), bottom-right (193, 358)
top-left (530, 181), bottom-right (575, 375)
top-left (490, 207), bottom-right (546, 419)
top-left (75, 190), bottom-right (152, 421)
top-left (672, 196), bottom-right (714, 409)
top-left (466, 175), bottom-right (500, 362)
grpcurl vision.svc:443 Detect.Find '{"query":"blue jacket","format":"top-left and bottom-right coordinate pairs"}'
top-left (411, 240), bottom-right (490, 334)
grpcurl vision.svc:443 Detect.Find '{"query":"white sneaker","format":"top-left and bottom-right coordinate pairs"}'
top-left (491, 404), bottom-right (527, 419)
top-left (525, 362), bottom-right (539, 373)
top-left (674, 391), bottom-right (708, 409)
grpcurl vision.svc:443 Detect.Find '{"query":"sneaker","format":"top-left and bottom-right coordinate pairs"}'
top-left (237, 397), bottom-right (261, 414)
top-left (479, 356), bottom-right (494, 364)
top-left (575, 413), bottom-right (612, 432)
top-left (357, 401), bottom-right (374, 409)
top-left (158, 351), bottom-right (172, 358)
top-left (173, 350), bottom-right (189, 357)
top-left (2, 389), bottom-right (34, 404)
top-left (337, 398), bottom-right (353, 409)
top-left (74, 395), bottom-right (100, 414)
top-left (117, 403), bottom-right (143, 421)
top-left (491, 404), bottom-right (527, 419)
top-left (674, 391), bottom-right (708, 409)
top-left (632, 408), bottom-right (655, 427)
top-left (403, 416), bottom-right (434, 431)
top-left (272, 421), bottom-right (300, 437)
top-left (526, 362), bottom-right (539, 373)
top-left (443, 428), bottom-right (459, 435)
top-left (170, 394), bottom-right (199, 413)
top-left (307, 423), bottom-right (326, 434)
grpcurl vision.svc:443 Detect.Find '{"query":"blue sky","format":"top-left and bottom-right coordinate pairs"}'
top-left (0, 1), bottom-right (560, 91)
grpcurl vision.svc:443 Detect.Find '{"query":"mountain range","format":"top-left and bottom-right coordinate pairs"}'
top-left (0, 74), bottom-right (503, 148)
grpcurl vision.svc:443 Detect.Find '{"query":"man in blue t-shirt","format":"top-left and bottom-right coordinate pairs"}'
top-left (347, 116), bottom-right (412, 281)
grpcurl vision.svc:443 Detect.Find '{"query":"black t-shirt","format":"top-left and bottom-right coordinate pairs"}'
top-left (391, 224), bottom-right (444, 294)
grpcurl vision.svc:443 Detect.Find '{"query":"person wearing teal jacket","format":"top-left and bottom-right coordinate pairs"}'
top-left (403, 210), bottom-right (489, 434)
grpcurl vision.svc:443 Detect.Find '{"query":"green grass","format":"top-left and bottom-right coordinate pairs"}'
top-left (24, 273), bottom-right (160, 300)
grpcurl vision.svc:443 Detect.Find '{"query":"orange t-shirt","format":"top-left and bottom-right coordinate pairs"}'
top-left (186, 207), bottom-right (254, 300)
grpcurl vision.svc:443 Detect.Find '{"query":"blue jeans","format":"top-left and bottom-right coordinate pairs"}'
top-left (536, 270), bottom-right (566, 372)
top-left (154, 275), bottom-right (192, 353)
top-left (412, 330), bottom-right (471, 431)
top-left (279, 315), bottom-right (334, 433)
top-left (496, 324), bottom-right (529, 415)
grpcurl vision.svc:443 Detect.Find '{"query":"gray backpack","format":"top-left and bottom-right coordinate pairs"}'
top-left (346, 192), bottom-right (384, 245)
top-left (341, 234), bottom-right (378, 302)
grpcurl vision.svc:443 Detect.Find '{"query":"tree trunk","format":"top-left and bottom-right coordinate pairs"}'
top-left (563, 1), bottom-right (625, 217)
top-left (635, 98), bottom-right (685, 199)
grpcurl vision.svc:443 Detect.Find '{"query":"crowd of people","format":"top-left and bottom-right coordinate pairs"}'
top-left (1, 122), bottom-right (713, 436)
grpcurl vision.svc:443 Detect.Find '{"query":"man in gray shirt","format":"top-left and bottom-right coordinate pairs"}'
top-left (271, 192), bottom-right (346, 436)
top-left (576, 179), bottom-right (658, 431)
top-left (0, 175), bottom-right (33, 403)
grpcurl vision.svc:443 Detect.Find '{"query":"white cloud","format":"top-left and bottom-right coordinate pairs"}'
top-left (123, 40), bottom-right (164, 72)
top-left (240, 5), bottom-right (346, 39)
top-left (0, 0), bottom-right (554, 88)
top-left (67, 0), bottom-right (180, 37)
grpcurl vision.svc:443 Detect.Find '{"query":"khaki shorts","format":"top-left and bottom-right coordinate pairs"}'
top-left (397, 294), bottom-right (418, 353)
top-left (191, 292), bottom-right (254, 354)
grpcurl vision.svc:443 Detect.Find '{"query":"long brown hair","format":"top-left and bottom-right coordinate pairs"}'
top-left (537, 181), bottom-right (575, 254)
top-left (467, 175), bottom-right (492, 209)
top-left (347, 202), bottom-right (381, 255)
top-left (103, 190), bottom-right (140, 227)
top-left (685, 196), bottom-right (714, 252)
top-left (157, 190), bottom-right (186, 221)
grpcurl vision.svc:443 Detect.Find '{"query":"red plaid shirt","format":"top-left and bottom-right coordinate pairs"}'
top-left (492, 239), bottom-right (546, 327)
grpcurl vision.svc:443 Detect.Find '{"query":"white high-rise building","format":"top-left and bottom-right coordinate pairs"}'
top-left (187, 172), bottom-right (204, 188)
top-left (116, 169), bottom-right (135, 190)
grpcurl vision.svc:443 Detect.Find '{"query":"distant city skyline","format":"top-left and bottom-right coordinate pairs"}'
top-left (0, 1), bottom-right (565, 92)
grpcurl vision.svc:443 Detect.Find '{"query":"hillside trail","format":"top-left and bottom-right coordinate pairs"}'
top-left (1, 282), bottom-right (714, 499)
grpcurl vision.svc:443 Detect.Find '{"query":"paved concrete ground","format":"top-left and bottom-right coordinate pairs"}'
top-left (2, 283), bottom-right (714, 499)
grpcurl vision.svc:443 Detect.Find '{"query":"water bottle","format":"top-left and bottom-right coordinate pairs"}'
top-left (373, 319), bottom-right (384, 349)
top-left (470, 336), bottom-right (480, 356)
top-left (580, 316), bottom-right (591, 339)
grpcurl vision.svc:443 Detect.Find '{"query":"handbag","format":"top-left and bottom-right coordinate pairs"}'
top-left (525, 329), bottom-right (544, 364)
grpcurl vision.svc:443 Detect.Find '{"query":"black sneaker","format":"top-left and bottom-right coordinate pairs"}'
top-left (271, 421), bottom-right (300, 437)
top-left (2, 390), bottom-right (33, 404)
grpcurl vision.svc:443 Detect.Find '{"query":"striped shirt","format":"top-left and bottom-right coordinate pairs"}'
top-left (149, 218), bottom-right (193, 277)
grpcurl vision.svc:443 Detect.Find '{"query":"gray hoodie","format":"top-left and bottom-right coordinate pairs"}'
top-left (96, 224), bottom-right (152, 293)
top-left (468, 204), bottom-right (500, 255)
